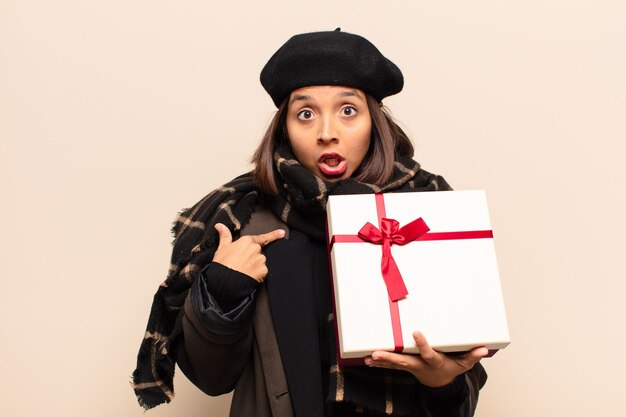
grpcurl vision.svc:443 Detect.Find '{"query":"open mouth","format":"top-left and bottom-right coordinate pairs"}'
top-left (318, 153), bottom-right (347, 177)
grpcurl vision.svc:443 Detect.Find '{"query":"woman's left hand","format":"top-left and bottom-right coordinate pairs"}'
top-left (364, 331), bottom-right (489, 388)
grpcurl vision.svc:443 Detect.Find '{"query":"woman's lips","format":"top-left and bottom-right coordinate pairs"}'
top-left (318, 152), bottom-right (347, 176)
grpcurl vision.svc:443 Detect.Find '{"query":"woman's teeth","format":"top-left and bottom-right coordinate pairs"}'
top-left (324, 157), bottom-right (340, 167)
top-left (318, 156), bottom-right (347, 177)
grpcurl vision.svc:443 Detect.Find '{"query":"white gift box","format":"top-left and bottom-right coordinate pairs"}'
top-left (326, 190), bottom-right (510, 361)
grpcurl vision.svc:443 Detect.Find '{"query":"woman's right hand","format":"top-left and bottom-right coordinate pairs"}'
top-left (212, 223), bottom-right (285, 282)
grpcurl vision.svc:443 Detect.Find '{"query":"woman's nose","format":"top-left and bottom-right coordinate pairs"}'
top-left (317, 115), bottom-right (339, 144)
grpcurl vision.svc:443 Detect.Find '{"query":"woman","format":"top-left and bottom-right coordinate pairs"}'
top-left (132, 29), bottom-right (488, 417)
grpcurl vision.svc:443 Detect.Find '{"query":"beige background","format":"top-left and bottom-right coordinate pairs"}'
top-left (1, 1), bottom-right (625, 416)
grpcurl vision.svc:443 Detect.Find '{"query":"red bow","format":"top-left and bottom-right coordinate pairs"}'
top-left (357, 217), bottom-right (430, 301)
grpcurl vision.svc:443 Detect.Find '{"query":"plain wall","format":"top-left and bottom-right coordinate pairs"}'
top-left (1, 1), bottom-right (625, 416)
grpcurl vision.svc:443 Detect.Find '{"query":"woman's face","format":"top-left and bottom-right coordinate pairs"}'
top-left (286, 85), bottom-right (372, 182)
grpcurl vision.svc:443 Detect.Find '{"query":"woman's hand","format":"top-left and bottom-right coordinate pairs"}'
top-left (212, 223), bottom-right (285, 282)
top-left (364, 331), bottom-right (488, 388)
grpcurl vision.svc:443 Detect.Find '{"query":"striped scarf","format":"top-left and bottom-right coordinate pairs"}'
top-left (131, 146), bottom-right (451, 411)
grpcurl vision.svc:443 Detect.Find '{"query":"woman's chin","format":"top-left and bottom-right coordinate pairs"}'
top-left (317, 171), bottom-right (351, 183)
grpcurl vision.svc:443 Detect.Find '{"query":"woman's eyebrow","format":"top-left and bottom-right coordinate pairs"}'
top-left (338, 90), bottom-right (362, 99)
top-left (291, 94), bottom-right (311, 103)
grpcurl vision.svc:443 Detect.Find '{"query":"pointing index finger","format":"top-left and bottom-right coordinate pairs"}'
top-left (252, 229), bottom-right (286, 247)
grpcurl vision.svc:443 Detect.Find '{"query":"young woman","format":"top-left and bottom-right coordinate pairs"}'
top-left (133, 29), bottom-right (488, 417)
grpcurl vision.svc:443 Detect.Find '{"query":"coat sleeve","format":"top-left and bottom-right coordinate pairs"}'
top-left (174, 207), bottom-right (287, 397)
top-left (174, 264), bottom-right (259, 396)
top-left (420, 362), bottom-right (488, 417)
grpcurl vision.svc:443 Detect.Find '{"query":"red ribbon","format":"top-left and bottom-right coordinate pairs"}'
top-left (357, 217), bottom-right (430, 301)
top-left (329, 193), bottom-right (494, 354)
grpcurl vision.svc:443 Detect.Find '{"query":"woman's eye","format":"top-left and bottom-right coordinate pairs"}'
top-left (342, 106), bottom-right (357, 116)
top-left (297, 110), bottom-right (314, 120)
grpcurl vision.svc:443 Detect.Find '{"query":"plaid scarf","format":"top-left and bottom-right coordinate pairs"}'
top-left (131, 146), bottom-right (451, 412)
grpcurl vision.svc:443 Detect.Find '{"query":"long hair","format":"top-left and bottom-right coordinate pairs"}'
top-left (251, 94), bottom-right (414, 195)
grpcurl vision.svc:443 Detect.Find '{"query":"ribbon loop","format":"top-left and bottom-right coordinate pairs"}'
top-left (395, 217), bottom-right (430, 244)
top-left (358, 222), bottom-right (383, 244)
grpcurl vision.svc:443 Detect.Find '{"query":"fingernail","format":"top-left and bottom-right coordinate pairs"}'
top-left (278, 229), bottom-right (285, 237)
top-left (364, 358), bottom-right (372, 366)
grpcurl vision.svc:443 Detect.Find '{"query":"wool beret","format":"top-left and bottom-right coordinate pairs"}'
top-left (260, 29), bottom-right (404, 107)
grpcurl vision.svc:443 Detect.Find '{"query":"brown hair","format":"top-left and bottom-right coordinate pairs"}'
top-left (251, 94), bottom-right (414, 195)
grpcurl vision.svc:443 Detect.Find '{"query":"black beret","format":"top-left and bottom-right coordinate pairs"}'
top-left (260, 29), bottom-right (404, 107)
